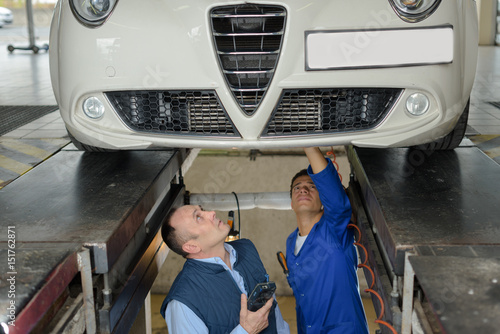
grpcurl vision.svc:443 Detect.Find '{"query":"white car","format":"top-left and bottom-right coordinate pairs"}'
top-left (49, 0), bottom-right (478, 151)
top-left (0, 7), bottom-right (13, 28)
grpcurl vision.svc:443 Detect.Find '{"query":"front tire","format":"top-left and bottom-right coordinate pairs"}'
top-left (413, 99), bottom-right (470, 151)
top-left (66, 129), bottom-right (116, 152)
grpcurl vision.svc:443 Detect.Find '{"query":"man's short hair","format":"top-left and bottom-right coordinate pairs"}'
top-left (161, 207), bottom-right (194, 258)
top-left (290, 168), bottom-right (309, 197)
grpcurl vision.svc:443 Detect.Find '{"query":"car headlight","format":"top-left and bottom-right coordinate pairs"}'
top-left (70, 0), bottom-right (118, 27)
top-left (389, 0), bottom-right (441, 23)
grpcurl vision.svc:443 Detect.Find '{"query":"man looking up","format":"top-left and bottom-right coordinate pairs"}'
top-left (285, 147), bottom-right (369, 334)
top-left (160, 204), bottom-right (290, 334)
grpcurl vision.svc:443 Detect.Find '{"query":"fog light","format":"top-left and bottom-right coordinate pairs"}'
top-left (406, 93), bottom-right (429, 116)
top-left (83, 97), bottom-right (105, 119)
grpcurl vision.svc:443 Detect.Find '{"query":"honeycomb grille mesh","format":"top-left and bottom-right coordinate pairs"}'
top-left (211, 4), bottom-right (286, 116)
top-left (262, 88), bottom-right (402, 136)
top-left (106, 91), bottom-right (239, 136)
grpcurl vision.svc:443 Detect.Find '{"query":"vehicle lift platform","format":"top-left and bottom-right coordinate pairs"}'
top-left (0, 146), bottom-right (196, 333)
top-left (1, 142), bottom-right (499, 333)
top-left (347, 144), bottom-right (500, 334)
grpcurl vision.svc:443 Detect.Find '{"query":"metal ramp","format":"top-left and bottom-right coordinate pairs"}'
top-left (348, 144), bottom-right (500, 333)
top-left (0, 147), bottom-right (194, 333)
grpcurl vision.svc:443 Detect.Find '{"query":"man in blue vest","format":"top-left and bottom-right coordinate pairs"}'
top-left (160, 204), bottom-right (290, 334)
top-left (285, 147), bottom-right (369, 334)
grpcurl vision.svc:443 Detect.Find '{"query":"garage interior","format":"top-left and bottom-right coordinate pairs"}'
top-left (1, 1), bottom-right (500, 334)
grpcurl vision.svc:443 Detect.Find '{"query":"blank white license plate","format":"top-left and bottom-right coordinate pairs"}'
top-left (306, 26), bottom-right (453, 70)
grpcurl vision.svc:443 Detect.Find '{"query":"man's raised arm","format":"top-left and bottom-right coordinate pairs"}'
top-left (304, 147), bottom-right (327, 174)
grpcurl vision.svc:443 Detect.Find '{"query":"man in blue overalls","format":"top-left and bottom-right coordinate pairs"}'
top-left (286, 147), bottom-right (369, 334)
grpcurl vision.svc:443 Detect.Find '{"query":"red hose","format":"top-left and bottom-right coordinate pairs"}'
top-left (365, 289), bottom-right (398, 333)
top-left (347, 223), bottom-right (362, 243)
top-left (375, 320), bottom-right (398, 334)
top-left (354, 242), bottom-right (368, 266)
top-left (359, 264), bottom-right (375, 289)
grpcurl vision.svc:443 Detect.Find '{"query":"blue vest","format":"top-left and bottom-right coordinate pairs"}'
top-left (161, 239), bottom-right (277, 334)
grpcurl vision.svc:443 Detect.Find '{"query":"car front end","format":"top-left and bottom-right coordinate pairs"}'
top-left (49, 0), bottom-right (478, 150)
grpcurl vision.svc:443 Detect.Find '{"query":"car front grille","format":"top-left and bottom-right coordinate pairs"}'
top-left (106, 91), bottom-right (239, 137)
top-left (262, 88), bottom-right (402, 136)
top-left (211, 4), bottom-right (286, 116)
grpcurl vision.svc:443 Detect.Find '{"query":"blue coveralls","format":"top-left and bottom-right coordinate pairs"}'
top-left (286, 160), bottom-right (369, 334)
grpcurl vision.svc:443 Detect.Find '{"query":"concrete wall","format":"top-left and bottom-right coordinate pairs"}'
top-left (151, 147), bottom-right (352, 296)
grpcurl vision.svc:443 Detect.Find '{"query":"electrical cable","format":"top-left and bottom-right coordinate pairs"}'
top-left (231, 191), bottom-right (241, 237)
